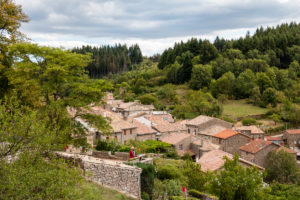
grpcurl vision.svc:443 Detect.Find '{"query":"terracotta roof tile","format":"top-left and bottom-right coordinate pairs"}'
top-left (276, 146), bottom-right (297, 154)
top-left (214, 129), bottom-right (238, 139)
top-left (239, 139), bottom-right (273, 154)
top-left (264, 136), bottom-right (282, 141)
top-left (286, 129), bottom-right (300, 134)
top-left (132, 119), bottom-right (156, 135)
top-left (161, 133), bottom-right (191, 145)
top-left (235, 126), bottom-right (264, 134)
top-left (186, 115), bottom-right (214, 126)
top-left (198, 149), bottom-right (264, 172)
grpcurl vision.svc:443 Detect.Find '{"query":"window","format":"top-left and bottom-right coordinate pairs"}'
top-left (194, 129), bottom-right (197, 135)
top-left (124, 130), bottom-right (127, 135)
top-left (115, 135), bottom-right (117, 139)
top-left (106, 136), bottom-right (109, 140)
top-left (294, 140), bottom-right (297, 144)
top-left (179, 144), bottom-right (183, 150)
top-left (219, 138), bottom-right (221, 144)
top-left (130, 129), bottom-right (132, 134)
top-left (188, 128), bottom-right (190, 134)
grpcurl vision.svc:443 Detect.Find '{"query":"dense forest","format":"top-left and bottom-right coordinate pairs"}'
top-left (108, 23), bottom-right (300, 125)
top-left (72, 44), bottom-right (143, 78)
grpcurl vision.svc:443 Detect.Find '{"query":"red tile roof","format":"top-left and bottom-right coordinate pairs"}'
top-left (132, 119), bottom-right (156, 135)
top-left (239, 139), bottom-right (273, 154)
top-left (264, 136), bottom-right (282, 141)
top-left (276, 146), bottom-right (297, 154)
top-left (214, 129), bottom-right (238, 139)
top-left (198, 149), bottom-right (264, 172)
top-left (286, 129), bottom-right (300, 135)
top-left (235, 126), bottom-right (264, 134)
top-left (161, 133), bottom-right (191, 145)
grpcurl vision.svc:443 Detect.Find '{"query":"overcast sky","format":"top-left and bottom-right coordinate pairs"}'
top-left (15, 0), bottom-right (300, 56)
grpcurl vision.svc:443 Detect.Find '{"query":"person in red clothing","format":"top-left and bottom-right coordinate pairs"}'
top-left (129, 146), bottom-right (135, 159)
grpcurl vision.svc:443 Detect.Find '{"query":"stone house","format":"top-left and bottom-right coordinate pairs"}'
top-left (239, 139), bottom-right (280, 167)
top-left (90, 106), bottom-right (137, 145)
top-left (283, 129), bottom-right (300, 150)
top-left (235, 125), bottom-right (264, 140)
top-left (186, 115), bottom-right (233, 138)
top-left (161, 133), bottom-right (196, 157)
top-left (198, 149), bottom-right (264, 172)
top-left (264, 136), bottom-right (283, 145)
top-left (212, 129), bottom-right (251, 155)
top-left (132, 119), bottom-right (157, 141)
top-left (191, 139), bottom-right (220, 162)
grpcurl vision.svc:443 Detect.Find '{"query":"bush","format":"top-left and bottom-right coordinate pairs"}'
top-left (182, 153), bottom-right (193, 161)
top-left (157, 165), bottom-right (182, 180)
top-left (135, 163), bottom-right (155, 199)
top-left (189, 189), bottom-right (218, 199)
top-left (95, 140), bottom-right (121, 154)
top-left (242, 118), bottom-right (257, 126)
top-left (118, 145), bottom-right (131, 152)
top-left (165, 148), bottom-right (180, 159)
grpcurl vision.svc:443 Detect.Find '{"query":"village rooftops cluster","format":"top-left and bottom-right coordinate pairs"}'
top-left (72, 92), bottom-right (299, 173)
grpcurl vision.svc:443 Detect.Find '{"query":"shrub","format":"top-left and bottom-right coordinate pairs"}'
top-left (165, 148), bottom-right (180, 159)
top-left (157, 165), bottom-right (182, 180)
top-left (242, 118), bottom-right (257, 126)
top-left (135, 163), bottom-right (155, 199)
top-left (189, 189), bottom-right (218, 199)
top-left (95, 140), bottom-right (121, 154)
top-left (182, 153), bottom-right (193, 161)
top-left (118, 145), bottom-right (131, 152)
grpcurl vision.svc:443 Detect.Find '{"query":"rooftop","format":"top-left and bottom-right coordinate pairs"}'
top-left (264, 136), bottom-right (282, 141)
top-left (193, 139), bottom-right (220, 151)
top-left (199, 125), bottom-right (228, 136)
top-left (186, 115), bottom-right (214, 126)
top-left (239, 139), bottom-right (273, 154)
top-left (161, 133), bottom-right (191, 145)
top-left (286, 129), bottom-right (300, 135)
top-left (132, 119), bottom-right (157, 135)
top-left (214, 129), bottom-right (238, 139)
top-left (235, 125), bottom-right (264, 134)
top-left (276, 146), bottom-right (297, 154)
top-left (198, 149), bottom-right (264, 172)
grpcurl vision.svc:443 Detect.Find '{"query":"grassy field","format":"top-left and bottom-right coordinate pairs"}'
top-left (223, 99), bottom-right (269, 119)
top-left (77, 182), bottom-right (135, 200)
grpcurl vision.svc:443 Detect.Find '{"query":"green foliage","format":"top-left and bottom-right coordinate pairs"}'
top-left (211, 72), bottom-right (236, 97)
top-left (183, 160), bottom-right (206, 191)
top-left (0, 153), bottom-right (84, 199)
top-left (172, 90), bottom-right (222, 119)
top-left (189, 64), bottom-right (213, 90)
top-left (152, 179), bottom-right (183, 200)
top-left (135, 163), bottom-right (155, 200)
top-left (242, 118), bottom-right (257, 126)
top-left (265, 150), bottom-right (300, 184)
top-left (157, 164), bottom-right (183, 180)
top-left (72, 44), bottom-right (142, 78)
top-left (188, 189), bottom-right (218, 200)
top-left (209, 154), bottom-right (264, 200)
top-left (138, 94), bottom-right (158, 105)
top-left (262, 87), bottom-right (278, 107)
top-left (264, 182), bottom-right (300, 200)
top-left (95, 140), bottom-right (121, 154)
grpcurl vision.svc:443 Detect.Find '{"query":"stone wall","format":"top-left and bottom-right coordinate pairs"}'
top-left (58, 152), bottom-right (142, 199)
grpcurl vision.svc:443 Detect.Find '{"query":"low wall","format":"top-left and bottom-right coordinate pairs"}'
top-left (58, 152), bottom-right (142, 199)
top-left (92, 150), bottom-right (130, 161)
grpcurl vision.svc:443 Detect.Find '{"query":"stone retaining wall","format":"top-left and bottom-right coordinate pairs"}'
top-left (58, 152), bottom-right (142, 199)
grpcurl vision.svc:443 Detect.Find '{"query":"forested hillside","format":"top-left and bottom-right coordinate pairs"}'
top-left (108, 23), bottom-right (300, 125)
top-left (73, 44), bottom-right (143, 78)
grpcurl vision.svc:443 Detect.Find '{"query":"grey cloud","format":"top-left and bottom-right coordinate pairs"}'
top-left (14, 0), bottom-right (300, 55)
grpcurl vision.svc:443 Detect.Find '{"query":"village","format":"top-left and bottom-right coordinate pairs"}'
top-left (63, 92), bottom-right (300, 198)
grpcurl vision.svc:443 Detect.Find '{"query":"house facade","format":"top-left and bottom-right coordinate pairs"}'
top-left (283, 129), bottom-right (300, 150)
top-left (239, 139), bottom-right (279, 167)
top-left (212, 129), bottom-right (251, 154)
top-left (235, 125), bottom-right (264, 140)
